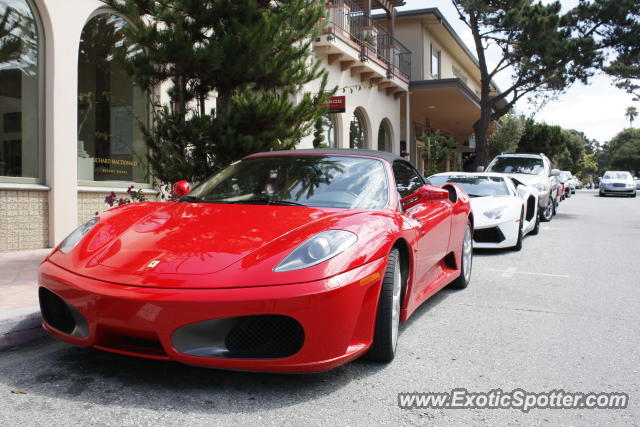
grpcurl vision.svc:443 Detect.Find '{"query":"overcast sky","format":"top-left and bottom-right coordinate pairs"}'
top-left (398, 0), bottom-right (637, 143)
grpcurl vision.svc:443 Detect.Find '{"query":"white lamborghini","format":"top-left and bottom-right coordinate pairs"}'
top-left (428, 172), bottom-right (539, 250)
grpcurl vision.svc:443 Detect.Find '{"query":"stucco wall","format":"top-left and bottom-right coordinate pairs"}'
top-left (300, 55), bottom-right (402, 153)
top-left (0, 190), bottom-right (49, 252)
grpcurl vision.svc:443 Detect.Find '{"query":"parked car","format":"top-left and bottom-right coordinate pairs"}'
top-left (599, 171), bottom-right (637, 197)
top-left (557, 180), bottom-right (567, 202)
top-left (429, 172), bottom-right (539, 250)
top-left (38, 149), bottom-right (474, 372)
top-left (485, 152), bottom-right (560, 222)
top-left (558, 171), bottom-right (572, 199)
top-left (635, 177), bottom-right (640, 190)
top-left (575, 179), bottom-right (583, 190)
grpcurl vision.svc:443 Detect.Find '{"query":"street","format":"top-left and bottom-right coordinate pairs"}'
top-left (1, 190), bottom-right (639, 426)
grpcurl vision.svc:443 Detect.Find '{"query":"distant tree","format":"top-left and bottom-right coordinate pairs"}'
top-left (486, 112), bottom-right (525, 160)
top-left (608, 128), bottom-right (640, 174)
top-left (102, 0), bottom-right (333, 185)
top-left (625, 106), bottom-right (638, 127)
top-left (518, 119), bottom-right (566, 160)
top-left (569, 0), bottom-right (640, 99)
top-left (450, 0), bottom-right (599, 169)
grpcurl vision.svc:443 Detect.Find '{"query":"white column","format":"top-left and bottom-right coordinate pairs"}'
top-left (37, 0), bottom-right (104, 246)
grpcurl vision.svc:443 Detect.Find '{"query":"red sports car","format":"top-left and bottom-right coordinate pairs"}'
top-left (39, 149), bottom-right (473, 372)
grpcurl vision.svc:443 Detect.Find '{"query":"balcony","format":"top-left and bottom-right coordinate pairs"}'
top-left (317, 0), bottom-right (411, 93)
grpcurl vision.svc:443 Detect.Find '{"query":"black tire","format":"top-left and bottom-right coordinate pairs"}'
top-left (552, 198), bottom-right (558, 216)
top-left (450, 220), bottom-right (472, 289)
top-left (513, 210), bottom-right (524, 251)
top-left (599, 190), bottom-right (605, 197)
top-left (530, 209), bottom-right (540, 235)
top-left (366, 248), bottom-right (402, 362)
top-left (632, 193), bottom-right (637, 198)
top-left (540, 199), bottom-right (553, 222)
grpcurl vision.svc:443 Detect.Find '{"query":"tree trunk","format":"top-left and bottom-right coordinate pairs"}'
top-left (471, 104), bottom-right (491, 170)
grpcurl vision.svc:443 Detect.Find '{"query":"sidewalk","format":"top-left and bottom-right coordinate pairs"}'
top-left (0, 248), bottom-right (51, 350)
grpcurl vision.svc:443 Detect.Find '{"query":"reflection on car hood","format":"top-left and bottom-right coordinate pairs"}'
top-left (507, 173), bottom-right (546, 186)
top-left (470, 195), bottom-right (518, 215)
top-left (602, 179), bottom-right (633, 184)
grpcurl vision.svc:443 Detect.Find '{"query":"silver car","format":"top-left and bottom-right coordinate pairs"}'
top-left (599, 171), bottom-right (637, 198)
top-left (485, 153), bottom-right (560, 222)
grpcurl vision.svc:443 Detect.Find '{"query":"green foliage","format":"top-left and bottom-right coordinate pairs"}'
top-left (451, 0), bottom-right (600, 168)
top-left (516, 120), bottom-right (598, 176)
top-left (102, 0), bottom-right (334, 184)
top-left (312, 116), bottom-right (330, 148)
top-left (571, 0), bottom-right (640, 99)
top-left (517, 119), bottom-right (566, 159)
top-left (609, 128), bottom-right (640, 174)
top-left (419, 132), bottom-right (458, 176)
top-left (487, 112), bottom-right (525, 160)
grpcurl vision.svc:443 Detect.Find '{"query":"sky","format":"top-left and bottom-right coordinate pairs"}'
top-left (398, 0), bottom-right (637, 143)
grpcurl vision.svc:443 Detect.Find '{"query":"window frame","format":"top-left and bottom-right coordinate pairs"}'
top-left (0, 0), bottom-right (45, 184)
top-left (349, 108), bottom-right (367, 150)
top-left (392, 160), bottom-right (426, 199)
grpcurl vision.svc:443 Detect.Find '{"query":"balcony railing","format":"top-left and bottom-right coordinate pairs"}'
top-left (325, 0), bottom-right (411, 81)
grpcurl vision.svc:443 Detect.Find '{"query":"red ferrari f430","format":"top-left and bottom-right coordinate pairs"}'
top-left (39, 149), bottom-right (473, 372)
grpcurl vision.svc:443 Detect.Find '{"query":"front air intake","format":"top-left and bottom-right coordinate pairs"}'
top-left (172, 315), bottom-right (304, 359)
top-left (39, 287), bottom-right (89, 338)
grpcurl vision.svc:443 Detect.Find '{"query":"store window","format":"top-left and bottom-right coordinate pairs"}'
top-left (77, 13), bottom-right (148, 184)
top-left (378, 120), bottom-right (392, 152)
top-left (349, 108), bottom-right (367, 149)
top-left (0, 0), bottom-right (41, 180)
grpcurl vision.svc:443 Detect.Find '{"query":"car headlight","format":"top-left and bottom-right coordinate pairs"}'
top-left (59, 217), bottom-right (99, 254)
top-left (533, 183), bottom-right (547, 192)
top-left (483, 206), bottom-right (507, 220)
top-left (627, 183), bottom-right (635, 188)
top-left (274, 230), bottom-right (357, 272)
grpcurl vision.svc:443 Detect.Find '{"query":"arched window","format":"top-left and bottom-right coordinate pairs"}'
top-left (0, 0), bottom-right (41, 180)
top-left (77, 13), bottom-right (148, 183)
top-left (322, 114), bottom-right (337, 148)
top-left (349, 108), bottom-right (367, 149)
top-left (378, 120), bottom-right (392, 152)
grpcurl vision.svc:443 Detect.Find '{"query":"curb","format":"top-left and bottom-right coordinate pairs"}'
top-left (0, 306), bottom-right (46, 351)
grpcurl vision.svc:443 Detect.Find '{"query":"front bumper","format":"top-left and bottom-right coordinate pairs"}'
top-left (38, 257), bottom-right (386, 373)
top-left (472, 220), bottom-right (518, 249)
top-left (600, 187), bottom-right (636, 196)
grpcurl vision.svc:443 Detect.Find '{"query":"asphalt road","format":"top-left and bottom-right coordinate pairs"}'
top-left (1, 190), bottom-right (639, 426)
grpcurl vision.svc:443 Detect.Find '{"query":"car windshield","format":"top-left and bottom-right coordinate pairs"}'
top-left (604, 172), bottom-right (631, 180)
top-left (429, 175), bottom-right (509, 197)
top-left (184, 155), bottom-right (389, 209)
top-left (486, 157), bottom-right (545, 175)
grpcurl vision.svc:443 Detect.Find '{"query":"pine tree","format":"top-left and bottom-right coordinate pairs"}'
top-left (451, 0), bottom-right (599, 169)
top-left (102, 0), bottom-right (333, 184)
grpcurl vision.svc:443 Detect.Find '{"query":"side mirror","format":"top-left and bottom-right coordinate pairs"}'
top-left (476, 166), bottom-right (485, 172)
top-left (173, 180), bottom-right (190, 197)
top-left (550, 169), bottom-right (560, 177)
top-left (401, 185), bottom-right (449, 209)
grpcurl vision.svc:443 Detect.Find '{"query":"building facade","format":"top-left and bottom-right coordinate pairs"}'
top-left (0, 0), bottom-right (496, 252)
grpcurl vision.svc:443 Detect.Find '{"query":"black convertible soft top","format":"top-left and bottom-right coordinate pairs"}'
top-left (247, 148), bottom-right (406, 164)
